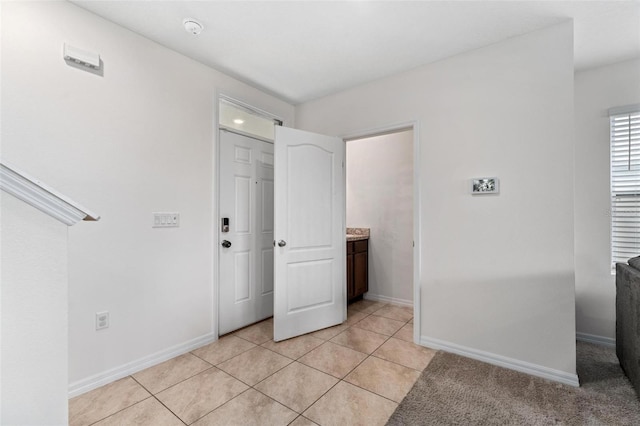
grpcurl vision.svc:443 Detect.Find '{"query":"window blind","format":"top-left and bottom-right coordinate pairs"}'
top-left (611, 110), bottom-right (640, 268)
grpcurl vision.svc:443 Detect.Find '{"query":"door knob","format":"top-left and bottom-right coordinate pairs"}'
top-left (221, 240), bottom-right (232, 248)
top-left (278, 240), bottom-right (287, 247)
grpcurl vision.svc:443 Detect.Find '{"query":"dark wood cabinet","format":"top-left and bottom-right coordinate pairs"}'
top-left (347, 249), bottom-right (355, 299)
top-left (347, 239), bottom-right (368, 300)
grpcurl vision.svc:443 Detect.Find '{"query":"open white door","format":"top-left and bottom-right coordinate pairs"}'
top-left (273, 126), bottom-right (346, 341)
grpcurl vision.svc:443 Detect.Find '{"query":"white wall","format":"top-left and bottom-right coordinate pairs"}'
top-left (346, 131), bottom-right (413, 304)
top-left (297, 22), bottom-right (577, 381)
top-left (1, 1), bottom-right (294, 396)
top-left (574, 59), bottom-right (640, 342)
top-left (1, 194), bottom-right (69, 425)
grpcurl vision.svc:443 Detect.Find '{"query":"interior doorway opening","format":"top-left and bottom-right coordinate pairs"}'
top-left (217, 96), bottom-right (282, 336)
top-left (345, 128), bottom-right (414, 306)
top-left (344, 123), bottom-right (420, 344)
top-left (216, 96), bottom-right (347, 341)
top-left (218, 130), bottom-right (275, 335)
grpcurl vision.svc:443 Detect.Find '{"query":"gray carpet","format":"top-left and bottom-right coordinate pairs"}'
top-left (387, 342), bottom-right (640, 425)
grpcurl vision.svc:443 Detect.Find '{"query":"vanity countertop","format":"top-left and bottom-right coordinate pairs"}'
top-left (347, 227), bottom-right (370, 242)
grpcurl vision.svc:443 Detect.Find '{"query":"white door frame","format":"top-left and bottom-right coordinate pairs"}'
top-left (342, 121), bottom-right (421, 344)
top-left (212, 92), bottom-right (286, 340)
top-left (211, 96), bottom-right (420, 343)
top-left (218, 130), bottom-right (275, 334)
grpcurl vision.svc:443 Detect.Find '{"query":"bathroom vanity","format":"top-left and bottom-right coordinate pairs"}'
top-left (346, 228), bottom-right (369, 301)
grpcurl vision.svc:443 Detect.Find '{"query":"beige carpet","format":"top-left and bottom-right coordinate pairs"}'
top-left (387, 342), bottom-right (640, 425)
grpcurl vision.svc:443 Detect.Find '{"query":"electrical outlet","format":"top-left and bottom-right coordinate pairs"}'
top-left (96, 311), bottom-right (109, 330)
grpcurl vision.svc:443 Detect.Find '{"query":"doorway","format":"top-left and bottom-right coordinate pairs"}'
top-left (217, 97), bottom-right (281, 335)
top-left (218, 129), bottom-right (275, 335)
top-left (216, 97), bottom-right (347, 340)
top-left (345, 129), bottom-right (414, 305)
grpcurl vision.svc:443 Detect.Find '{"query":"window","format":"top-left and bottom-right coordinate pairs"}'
top-left (219, 97), bottom-right (282, 142)
top-left (610, 106), bottom-right (640, 269)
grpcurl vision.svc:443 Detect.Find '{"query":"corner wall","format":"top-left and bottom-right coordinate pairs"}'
top-left (1, 1), bottom-right (294, 395)
top-left (297, 22), bottom-right (577, 382)
top-left (1, 194), bottom-right (69, 425)
top-left (574, 58), bottom-right (640, 343)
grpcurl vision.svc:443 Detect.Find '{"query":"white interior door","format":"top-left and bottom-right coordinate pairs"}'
top-left (219, 130), bottom-right (274, 335)
top-left (273, 126), bottom-right (346, 341)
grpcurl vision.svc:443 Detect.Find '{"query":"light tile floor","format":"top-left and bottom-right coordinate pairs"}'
top-left (69, 300), bottom-right (436, 426)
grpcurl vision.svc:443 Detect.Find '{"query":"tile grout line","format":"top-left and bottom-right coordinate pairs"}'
top-left (186, 387), bottom-right (254, 425)
top-left (296, 347), bottom-right (368, 381)
top-left (223, 353), bottom-right (295, 388)
top-left (296, 354), bottom-right (399, 421)
top-left (246, 334), bottom-right (368, 417)
top-left (188, 349), bottom-right (220, 365)
top-left (319, 305), bottom-right (414, 416)
top-left (129, 375), bottom-right (189, 425)
top-left (198, 337), bottom-right (337, 417)
top-left (341, 377), bottom-right (405, 406)
top-left (312, 303), bottom-right (415, 418)
top-left (152, 395), bottom-right (189, 426)
top-left (297, 371), bottom-right (344, 418)
top-left (156, 330), bottom-right (312, 423)
top-left (368, 351), bottom-right (428, 373)
top-left (258, 336), bottom-right (326, 360)
top-left (139, 365), bottom-right (218, 398)
top-left (274, 319), bottom-right (399, 419)
top-left (189, 339), bottom-right (258, 367)
top-left (151, 354), bottom-right (216, 388)
top-left (287, 415), bottom-right (316, 426)
top-left (319, 328), bottom-right (429, 406)
top-left (84, 394), bottom-right (155, 426)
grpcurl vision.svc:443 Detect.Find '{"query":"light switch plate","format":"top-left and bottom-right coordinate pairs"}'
top-left (153, 212), bottom-right (180, 228)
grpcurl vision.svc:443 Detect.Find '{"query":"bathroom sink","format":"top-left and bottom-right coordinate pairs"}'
top-left (347, 233), bottom-right (368, 241)
top-left (346, 228), bottom-right (370, 241)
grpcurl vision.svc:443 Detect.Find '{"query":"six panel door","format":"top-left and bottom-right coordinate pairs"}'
top-left (219, 130), bottom-right (274, 335)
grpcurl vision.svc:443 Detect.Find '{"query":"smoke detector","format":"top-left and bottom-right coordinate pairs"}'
top-left (183, 19), bottom-right (204, 35)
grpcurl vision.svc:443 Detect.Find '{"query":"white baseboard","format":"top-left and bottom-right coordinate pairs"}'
top-left (420, 335), bottom-right (580, 387)
top-left (68, 332), bottom-right (217, 398)
top-left (364, 293), bottom-right (413, 307)
top-left (576, 332), bottom-right (615, 348)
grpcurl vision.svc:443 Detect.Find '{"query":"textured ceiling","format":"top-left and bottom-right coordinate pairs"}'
top-left (72, 1), bottom-right (640, 104)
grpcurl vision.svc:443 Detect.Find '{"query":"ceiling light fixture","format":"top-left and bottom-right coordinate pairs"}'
top-left (183, 19), bottom-right (203, 35)
top-left (233, 119), bottom-right (245, 124)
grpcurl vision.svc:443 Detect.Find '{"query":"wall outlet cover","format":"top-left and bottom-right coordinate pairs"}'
top-left (96, 311), bottom-right (109, 330)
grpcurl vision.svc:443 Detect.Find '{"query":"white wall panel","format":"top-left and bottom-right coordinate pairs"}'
top-left (1, 194), bottom-right (69, 424)
top-left (0, 1), bottom-right (294, 395)
top-left (297, 22), bottom-right (576, 378)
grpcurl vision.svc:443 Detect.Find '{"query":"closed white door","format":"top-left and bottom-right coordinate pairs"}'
top-left (219, 130), bottom-right (274, 335)
top-left (273, 126), bottom-right (346, 341)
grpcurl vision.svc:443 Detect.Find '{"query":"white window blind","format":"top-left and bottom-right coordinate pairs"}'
top-left (611, 110), bottom-right (640, 268)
